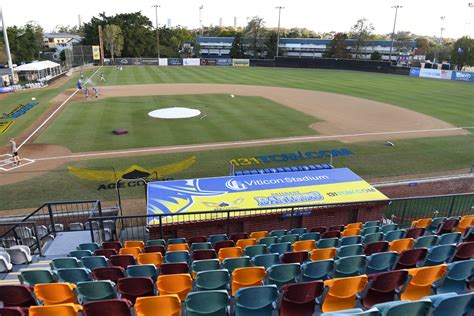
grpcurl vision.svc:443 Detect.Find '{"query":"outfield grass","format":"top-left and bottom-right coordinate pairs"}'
top-left (34, 95), bottom-right (318, 152)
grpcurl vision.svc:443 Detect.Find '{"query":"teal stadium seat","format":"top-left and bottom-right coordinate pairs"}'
top-left (186, 290), bottom-right (230, 316)
top-left (50, 257), bottom-right (82, 269)
top-left (334, 255), bottom-right (367, 278)
top-left (126, 264), bottom-right (159, 282)
top-left (244, 245), bottom-right (267, 258)
top-left (301, 259), bottom-right (334, 281)
top-left (268, 243), bottom-right (291, 255)
top-left (235, 285), bottom-right (278, 316)
top-left (57, 268), bottom-right (92, 283)
top-left (251, 254), bottom-right (280, 270)
top-left (317, 238), bottom-right (339, 249)
top-left (427, 292), bottom-right (474, 316)
top-left (222, 257), bottom-right (251, 273)
top-left (366, 252), bottom-right (398, 274)
top-left (192, 259), bottom-right (221, 276)
top-left (195, 269), bottom-right (230, 291)
top-left (81, 256), bottom-right (108, 270)
top-left (373, 300), bottom-right (431, 316)
top-left (266, 263), bottom-right (300, 288)
top-left (76, 280), bottom-right (117, 303)
top-left (435, 260), bottom-right (474, 294)
top-left (19, 269), bottom-right (57, 286)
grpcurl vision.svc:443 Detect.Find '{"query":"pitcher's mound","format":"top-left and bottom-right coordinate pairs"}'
top-left (148, 107), bottom-right (201, 119)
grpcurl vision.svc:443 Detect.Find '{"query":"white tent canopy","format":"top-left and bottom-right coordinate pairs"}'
top-left (14, 61), bottom-right (60, 72)
top-left (14, 61), bottom-right (62, 82)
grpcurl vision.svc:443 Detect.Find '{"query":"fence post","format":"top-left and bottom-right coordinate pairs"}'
top-left (401, 201), bottom-right (408, 228)
top-left (89, 220), bottom-right (95, 242)
top-left (47, 203), bottom-right (56, 237)
top-left (227, 211), bottom-right (231, 236)
top-left (448, 195), bottom-right (456, 218)
top-left (159, 215), bottom-right (164, 239)
top-left (290, 208), bottom-right (295, 230)
top-left (32, 224), bottom-right (44, 257)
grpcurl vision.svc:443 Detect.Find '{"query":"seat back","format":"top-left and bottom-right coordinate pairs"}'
top-left (81, 256), bottom-right (108, 270)
top-left (51, 258), bottom-right (82, 270)
top-left (135, 295), bottom-right (181, 316)
top-left (337, 244), bottom-right (363, 258)
top-left (195, 270), bottom-right (230, 291)
top-left (438, 232), bottom-right (461, 245)
top-left (384, 230), bottom-right (405, 242)
top-left (185, 290), bottom-right (229, 316)
top-left (191, 259), bottom-right (220, 277)
top-left (68, 250), bottom-right (92, 260)
top-left (414, 235), bottom-right (438, 249)
top-left (78, 243), bottom-right (100, 252)
top-left (76, 280), bottom-right (117, 303)
top-left (334, 255), bottom-right (367, 278)
top-left (401, 265), bottom-right (448, 300)
top-left (191, 249), bottom-right (216, 261)
top-left (145, 239), bottom-right (166, 247)
top-left (292, 240), bottom-right (316, 252)
top-left (92, 267), bottom-right (125, 282)
top-left (361, 270), bottom-right (408, 308)
top-left (404, 228), bottom-right (425, 239)
top-left (281, 251), bottom-right (309, 264)
top-left (29, 303), bottom-right (83, 316)
top-left (268, 242), bottom-right (291, 255)
top-left (118, 277), bottom-right (155, 304)
top-left (341, 229), bottom-right (360, 237)
top-left (362, 233), bottom-right (384, 245)
top-left (190, 242), bottom-right (212, 251)
top-left (167, 243), bottom-right (190, 252)
top-left (218, 247), bottom-right (242, 262)
top-left (289, 228), bottom-right (307, 236)
top-left (317, 238), bottom-right (339, 249)
top-left (213, 240), bottom-right (235, 253)
top-left (236, 238), bottom-right (257, 249)
top-left (222, 256), bottom-right (251, 273)
top-left (188, 236), bottom-right (207, 244)
top-left (311, 248), bottom-right (336, 261)
top-left (269, 230), bottom-right (287, 238)
top-left (436, 260), bottom-right (474, 294)
top-left (0, 284), bottom-right (36, 307)
top-left (251, 253), bottom-right (280, 269)
top-left (424, 244), bottom-right (456, 266)
top-left (429, 292), bottom-right (474, 316)
top-left (258, 237), bottom-right (278, 247)
top-left (363, 241), bottom-right (389, 256)
top-left (126, 264), bottom-right (158, 281)
top-left (109, 255), bottom-right (136, 269)
top-left (234, 285), bottom-right (278, 315)
top-left (102, 241), bottom-right (122, 251)
top-left (94, 249), bottom-right (117, 258)
top-left (168, 238), bottom-right (187, 245)
top-left (301, 232), bottom-right (320, 242)
top-left (279, 234), bottom-right (299, 244)
top-left (83, 299), bottom-right (131, 316)
top-left (231, 267), bottom-right (266, 296)
top-left (249, 231), bottom-right (268, 240)
top-left (340, 236), bottom-right (362, 246)
top-left (453, 241), bottom-right (474, 261)
top-left (157, 273), bottom-right (193, 301)
top-left (302, 259), bottom-right (334, 281)
top-left (20, 270), bottom-right (56, 286)
top-left (280, 280), bottom-right (324, 316)
top-left (411, 218), bottom-right (432, 229)
top-left (266, 263), bottom-right (300, 288)
top-left (165, 250), bottom-right (190, 263)
top-left (160, 262), bottom-right (189, 275)
top-left (34, 283), bottom-right (77, 305)
top-left (389, 238), bottom-right (414, 254)
top-left (57, 268), bottom-right (91, 283)
top-left (372, 300), bottom-right (431, 316)
top-left (137, 252), bottom-right (163, 267)
top-left (322, 275), bottom-right (368, 312)
top-left (395, 248), bottom-right (427, 269)
top-left (230, 233), bottom-right (249, 243)
top-left (243, 244), bottom-right (267, 258)
top-left (366, 252), bottom-right (398, 274)
top-left (208, 234), bottom-right (228, 245)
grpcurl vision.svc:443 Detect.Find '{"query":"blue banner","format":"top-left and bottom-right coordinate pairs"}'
top-left (216, 58), bottom-right (232, 66)
top-left (409, 68), bottom-right (421, 77)
top-left (452, 71), bottom-right (474, 82)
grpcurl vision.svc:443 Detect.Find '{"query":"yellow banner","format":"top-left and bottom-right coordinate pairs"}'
top-left (0, 121), bottom-right (13, 134)
top-left (92, 46), bottom-right (101, 60)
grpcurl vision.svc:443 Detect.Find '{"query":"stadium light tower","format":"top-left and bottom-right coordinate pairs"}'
top-left (466, 3), bottom-right (474, 35)
top-left (440, 16), bottom-right (446, 42)
top-left (0, 6), bottom-right (14, 83)
top-left (199, 5), bottom-right (204, 37)
top-left (152, 4), bottom-right (161, 59)
top-left (388, 5), bottom-right (402, 64)
top-left (275, 6), bottom-right (285, 58)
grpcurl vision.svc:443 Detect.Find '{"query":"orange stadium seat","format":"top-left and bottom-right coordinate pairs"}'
top-left (249, 231), bottom-right (269, 240)
top-left (389, 238), bottom-right (414, 254)
top-left (293, 240), bottom-right (316, 252)
top-left (124, 241), bottom-right (145, 251)
top-left (119, 247), bottom-right (142, 259)
top-left (138, 252), bottom-right (163, 268)
top-left (34, 283), bottom-right (77, 305)
top-left (231, 267), bottom-right (266, 296)
top-left (322, 275), bottom-right (368, 312)
top-left (135, 295), bottom-right (181, 316)
top-left (168, 244), bottom-right (190, 252)
top-left (311, 248), bottom-right (337, 261)
top-left (218, 247), bottom-right (243, 263)
top-left (157, 274), bottom-right (193, 301)
top-left (235, 238), bottom-right (257, 249)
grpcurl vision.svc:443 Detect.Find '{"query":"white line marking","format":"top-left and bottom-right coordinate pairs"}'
top-left (0, 158), bottom-right (35, 171)
top-left (200, 114), bottom-right (208, 120)
top-left (18, 66), bottom-right (103, 150)
top-left (32, 126), bottom-right (472, 162)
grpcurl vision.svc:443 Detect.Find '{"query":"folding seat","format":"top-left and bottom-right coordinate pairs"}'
top-left (389, 238), bottom-right (414, 254)
top-left (192, 249), bottom-right (216, 261)
top-left (218, 247), bottom-right (242, 262)
top-left (222, 256), bottom-right (251, 273)
top-left (438, 232), bottom-right (462, 245)
top-left (118, 277), bottom-right (155, 303)
top-left (160, 262), bottom-right (189, 275)
top-left (363, 241), bottom-right (389, 256)
top-left (145, 239), bottom-right (166, 247)
top-left (188, 236), bottom-right (207, 244)
top-left (414, 235), bottom-right (438, 249)
top-left (289, 228), bottom-right (307, 236)
top-left (281, 251), bottom-right (309, 264)
top-left (452, 241), bottom-right (474, 261)
top-left (340, 236), bottom-right (362, 246)
top-left (94, 248), bottom-right (117, 258)
top-left (334, 255), bottom-right (367, 278)
top-left (209, 234), bottom-right (228, 245)
top-left (15, 227), bottom-right (32, 238)
top-left (321, 231), bottom-right (341, 239)
top-left (317, 238), bottom-right (339, 249)
top-left (322, 275), bottom-right (368, 312)
top-left (372, 300), bottom-right (431, 316)
top-left (300, 232), bottom-right (321, 242)
top-left (82, 256), bottom-right (108, 270)
top-left (57, 268), bottom-right (92, 283)
top-left (411, 218), bottom-right (432, 229)
top-left (435, 260), bottom-right (474, 294)
top-left (360, 270), bottom-right (408, 308)
top-left (0, 284), bottom-right (37, 307)
top-left (311, 226), bottom-right (327, 234)
top-left (126, 264), bottom-right (159, 281)
top-left (144, 245), bottom-right (165, 254)
top-left (167, 243), bottom-right (190, 252)
top-left (68, 249), bottom-right (93, 260)
top-left (157, 273), bottom-right (193, 301)
top-left (195, 269), bottom-right (230, 291)
top-left (400, 264), bottom-right (447, 300)
top-left (428, 217), bottom-right (446, 234)
top-left (321, 308), bottom-right (379, 315)
top-left (234, 285), bottom-right (278, 315)
top-left (380, 224), bottom-right (398, 234)
top-left (168, 238), bottom-right (187, 244)
top-left (135, 295), bottom-right (181, 316)
top-left (7, 246), bottom-right (32, 264)
top-left (337, 244), bottom-right (363, 258)
top-left (341, 229), bottom-right (360, 237)
top-left (192, 259), bottom-right (220, 278)
top-left (384, 230), bottom-right (406, 242)
top-left (329, 225), bottom-right (345, 232)
top-left (34, 283), bottom-right (77, 305)
top-left (393, 248), bottom-right (427, 270)
top-left (366, 252), bottom-right (398, 274)
top-left (185, 290), bottom-right (229, 316)
top-left (310, 248), bottom-right (337, 262)
top-left (292, 240), bottom-right (316, 252)
top-left (76, 280), bottom-right (117, 303)
top-left (0, 251), bottom-right (13, 272)
top-left (462, 226), bottom-right (474, 242)
top-left (346, 223), bottom-right (363, 230)
top-left (137, 252), bottom-right (163, 267)
top-left (404, 227), bottom-right (425, 239)
top-left (244, 244), bottom-right (267, 258)
top-left (0, 307), bottom-right (27, 316)
top-left (258, 237), bottom-right (278, 246)
top-left (231, 266), bottom-right (266, 296)
top-left (82, 299), bottom-right (132, 316)
top-left (29, 303), bottom-right (83, 316)
top-left (279, 234), bottom-right (299, 244)
top-left (92, 267), bottom-right (124, 284)
top-left (362, 233), bottom-right (384, 245)
top-left (230, 233), bottom-right (249, 243)
top-left (236, 238), bottom-right (257, 249)
top-left (456, 215), bottom-right (474, 233)
top-left (251, 253), bottom-right (280, 269)
top-left (250, 231), bottom-right (269, 240)
top-left (363, 221), bottom-right (380, 228)
top-left (77, 243), bottom-right (100, 252)
top-left (51, 257), bottom-right (82, 270)
top-left (165, 250), bottom-right (190, 263)
top-left (268, 242), bottom-right (291, 255)
top-left (266, 263), bottom-right (300, 288)
top-left (436, 218), bottom-right (459, 235)
top-left (119, 247), bottom-right (142, 259)
top-left (280, 281), bottom-right (324, 316)
top-left (190, 242), bottom-right (212, 251)
top-left (423, 244), bottom-right (456, 266)
top-left (213, 240), bottom-right (235, 253)
top-left (302, 259), bottom-right (334, 281)
top-left (270, 229), bottom-right (288, 238)
top-left (427, 292), bottom-right (474, 316)
top-left (20, 269), bottom-right (57, 286)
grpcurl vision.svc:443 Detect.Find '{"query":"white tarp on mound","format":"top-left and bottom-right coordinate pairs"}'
top-left (148, 107), bottom-right (201, 119)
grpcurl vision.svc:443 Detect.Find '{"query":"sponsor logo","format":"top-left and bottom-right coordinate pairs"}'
top-left (120, 59), bottom-right (129, 64)
top-left (254, 191), bottom-right (324, 206)
top-left (0, 121), bottom-right (13, 134)
top-left (1, 102), bottom-right (39, 119)
top-left (225, 179), bottom-right (248, 191)
top-left (409, 68), bottom-right (421, 77)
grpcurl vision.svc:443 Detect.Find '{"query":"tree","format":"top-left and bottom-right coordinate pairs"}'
top-left (0, 22), bottom-right (44, 63)
top-left (323, 33), bottom-right (351, 58)
top-left (243, 16), bottom-right (266, 58)
top-left (265, 30), bottom-right (278, 59)
top-left (103, 24), bottom-right (124, 61)
top-left (451, 36), bottom-right (474, 70)
top-left (415, 37), bottom-right (431, 55)
top-left (370, 51), bottom-right (382, 60)
top-left (350, 18), bottom-right (374, 59)
top-left (230, 32), bottom-right (245, 58)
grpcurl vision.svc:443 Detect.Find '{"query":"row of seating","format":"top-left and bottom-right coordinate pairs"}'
top-left (0, 246), bottom-right (33, 272)
top-left (233, 163), bottom-right (333, 176)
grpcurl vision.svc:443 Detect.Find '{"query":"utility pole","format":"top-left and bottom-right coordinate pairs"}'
top-left (388, 5), bottom-right (402, 64)
top-left (275, 6), bottom-right (285, 58)
top-left (436, 16), bottom-right (446, 63)
top-left (152, 4), bottom-right (161, 59)
top-left (199, 5), bottom-right (204, 37)
top-left (467, 3), bottom-right (474, 36)
top-left (0, 6), bottom-right (15, 84)
top-left (98, 25), bottom-right (105, 66)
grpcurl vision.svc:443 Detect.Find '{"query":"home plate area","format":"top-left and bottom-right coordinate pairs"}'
top-left (0, 154), bottom-right (35, 171)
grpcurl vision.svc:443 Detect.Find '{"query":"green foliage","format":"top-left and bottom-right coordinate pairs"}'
top-left (230, 33), bottom-right (246, 58)
top-left (350, 18), bottom-right (375, 59)
top-left (451, 36), bottom-right (474, 70)
top-left (243, 16), bottom-right (266, 58)
top-left (265, 30), bottom-right (279, 59)
top-left (323, 33), bottom-right (351, 58)
top-left (103, 24), bottom-right (124, 59)
top-left (1, 23), bottom-right (44, 63)
top-left (370, 51), bottom-right (382, 60)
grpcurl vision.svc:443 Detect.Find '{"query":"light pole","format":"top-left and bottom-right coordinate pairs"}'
top-left (275, 6), bottom-right (285, 58)
top-left (388, 5), bottom-right (402, 64)
top-left (199, 5), bottom-right (204, 37)
top-left (152, 4), bottom-right (161, 59)
top-left (0, 6), bottom-right (14, 84)
top-left (467, 3), bottom-right (474, 35)
top-left (436, 16), bottom-right (446, 63)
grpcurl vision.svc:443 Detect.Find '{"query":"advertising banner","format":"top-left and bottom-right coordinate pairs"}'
top-left (159, 58), bottom-right (168, 66)
top-left (141, 59), bottom-right (159, 65)
top-left (132, 58), bottom-right (143, 65)
top-left (452, 71), bottom-right (474, 83)
top-left (409, 68), bottom-right (421, 77)
top-left (232, 59), bottom-right (250, 67)
top-left (183, 58), bottom-right (201, 66)
top-left (92, 46), bottom-right (101, 60)
top-left (119, 58), bottom-right (134, 65)
top-left (147, 168), bottom-right (388, 224)
top-left (168, 58), bottom-right (183, 66)
top-left (419, 68), bottom-right (452, 80)
top-left (200, 59), bottom-right (217, 66)
top-left (216, 58), bottom-right (233, 66)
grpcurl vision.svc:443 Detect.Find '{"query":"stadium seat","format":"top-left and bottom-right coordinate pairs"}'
top-left (167, 243), bottom-right (190, 252)
top-left (289, 228), bottom-right (307, 236)
top-left (280, 281), bottom-right (324, 316)
top-left (68, 250), bottom-right (92, 260)
top-left (76, 280), bottom-right (117, 303)
top-left (292, 240), bottom-right (316, 252)
top-left (244, 244), bottom-right (267, 258)
top-left (329, 225), bottom-right (345, 232)
top-left (414, 235), bottom-right (438, 249)
top-left (322, 231), bottom-right (341, 239)
top-left (157, 273), bottom-right (193, 301)
top-left (251, 253), bottom-right (280, 269)
top-left (435, 260), bottom-right (474, 294)
top-left (250, 231), bottom-right (269, 240)
top-left (428, 217), bottom-right (446, 234)
top-left (168, 238), bottom-right (187, 245)
top-left (452, 241), bottom-right (474, 261)
top-left (191, 259), bottom-right (220, 278)
top-left (372, 300), bottom-right (431, 316)
top-left (428, 292), bottom-right (474, 316)
top-left (462, 227), bottom-right (474, 242)
top-left (102, 241), bottom-right (122, 251)
top-left (135, 295), bottom-right (181, 316)
top-left (334, 255), bottom-right (367, 278)
top-left (361, 227), bottom-right (379, 236)
top-left (231, 267), bottom-right (266, 296)
top-left (160, 262), bottom-right (189, 275)
top-left (94, 249), bottom-right (118, 258)
top-left (81, 256), bottom-right (108, 270)
top-left (236, 238), bottom-right (257, 249)
top-left (195, 269), bottom-right (230, 291)
top-left (269, 229), bottom-right (287, 238)
top-left (7, 246), bottom-right (32, 264)
top-left (346, 223), bottom-right (363, 230)
top-left (411, 218), bottom-right (432, 229)
top-left (311, 226), bottom-right (327, 234)
top-left (144, 245), bottom-right (166, 255)
top-left (234, 285), bottom-right (278, 316)
top-left (0, 307), bottom-right (27, 316)
top-left (360, 270), bottom-right (408, 308)
top-left (362, 233), bottom-right (384, 245)
top-left (341, 229), bottom-right (361, 237)
top-left (340, 236), bottom-right (362, 246)
top-left (366, 252), bottom-right (398, 274)
top-left (57, 268), bottom-right (92, 283)
top-left (268, 242), bottom-right (292, 255)
top-left (0, 251), bottom-right (13, 272)
top-left (222, 256), bottom-right (251, 272)
top-left (191, 249), bottom-right (216, 260)
top-left (0, 284), bottom-right (36, 307)
top-left (380, 224), bottom-right (398, 234)
top-left (258, 237), bottom-right (278, 246)
top-left (118, 277), bottom-right (155, 304)
top-left (384, 230), bottom-right (406, 242)
top-left (190, 242), bottom-right (213, 251)
top-left (322, 275), bottom-right (368, 312)
top-left (209, 234), bottom-right (228, 245)
top-left (279, 234), bottom-right (299, 244)
top-left (300, 232), bottom-right (321, 242)
top-left (231, 234), bottom-right (250, 244)
top-left (145, 239), bottom-right (166, 247)
top-left (165, 250), bottom-right (190, 263)
top-left (400, 265), bottom-right (447, 300)
top-left (29, 303), bottom-right (83, 316)
top-left (311, 248), bottom-right (337, 261)
top-left (126, 264), bottom-right (159, 281)
top-left (188, 236), bottom-right (207, 244)
top-left (119, 247), bottom-right (142, 259)
top-left (34, 283), bottom-right (77, 305)
top-left (218, 247), bottom-right (242, 262)
top-left (77, 243), bottom-right (100, 252)
top-left (438, 232), bottom-right (462, 245)
top-left (363, 241), bottom-right (389, 256)
top-left (404, 228), bottom-right (425, 239)
top-left (51, 257), bottom-right (82, 269)
top-left (337, 244), bottom-right (363, 258)
top-left (185, 290), bottom-right (230, 316)
top-left (266, 263), bottom-right (300, 288)
top-left (213, 240), bottom-right (235, 253)
top-left (423, 244), bottom-right (456, 266)
top-left (436, 218), bottom-right (459, 235)
top-left (389, 238), bottom-right (414, 254)
top-left (137, 252), bottom-right (163, 267)
top-left (19, 269), bottom-right (57, 286)
top-left (394, 248), bottom-right (427, 269)
top-left (317, 238), bottom-right (339, 249)
top-left (83, 299), bottom-right (132, 316)
top-left (281, 251), bottom-right (309, 264)
top-left (301, 259), bottom-right (334, 281)
top-left (92, 266), bottom-right (125, 283)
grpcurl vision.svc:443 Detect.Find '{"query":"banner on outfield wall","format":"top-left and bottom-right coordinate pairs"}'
top-left (159, 58), bottom-right (168, 66)
top-left (200, 59), bottom-right (217, 66)
top-left (410, 67), bottom-right (473, 82)
top-left (168, 58), bottom-right (183, 66)
top-left (183, 58), bottom-right (201, 66)
top-left (216, 58), bottom-right (233, 66)
top-left (92, 46), bottom-right (100, 60)
top-left (142, 59), bottom-right (159, 65)
top-left (451, 71), bottom-right (474, 82)
top-left (146, 168), bottom-right (388, 223)
top-left (232, 59), bottom-right (250, 67)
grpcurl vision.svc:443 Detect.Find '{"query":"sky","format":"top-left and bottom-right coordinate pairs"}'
top-left (2, 0), bottom-right (474, 39)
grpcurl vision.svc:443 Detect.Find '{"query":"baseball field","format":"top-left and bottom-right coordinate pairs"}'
top-left (0, 66), bottom-right (472, 212)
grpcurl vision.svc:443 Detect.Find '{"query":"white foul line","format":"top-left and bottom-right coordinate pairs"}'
top-left (33, 126), bottom-right (473, 162)
top-left (18, 66), bottom-right (103, 150)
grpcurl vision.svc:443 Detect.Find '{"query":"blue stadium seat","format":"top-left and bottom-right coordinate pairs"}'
top-left (427, 292), bottom-right (474, 316)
